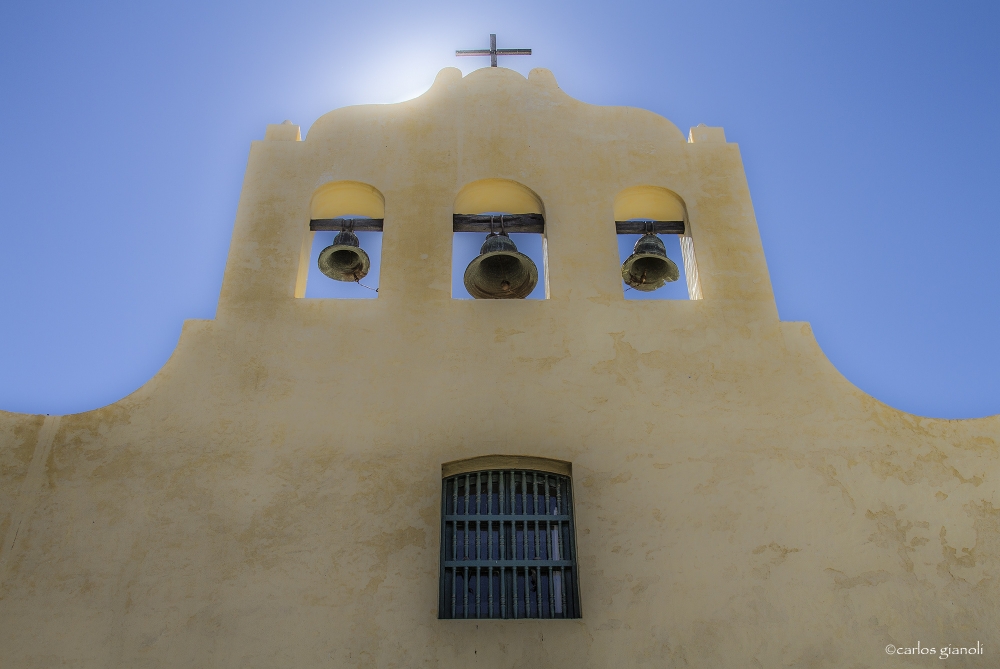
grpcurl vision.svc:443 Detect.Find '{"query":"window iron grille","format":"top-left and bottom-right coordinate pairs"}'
top-left (439, 469), bottom-right (580, 619)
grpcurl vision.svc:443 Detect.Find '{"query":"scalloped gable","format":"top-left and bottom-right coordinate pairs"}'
top-left (305, 67), bottom-right (686, 145)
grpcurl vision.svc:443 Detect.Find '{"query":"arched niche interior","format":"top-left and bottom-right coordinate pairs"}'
top-left (614, 186), bottom-right (702, 300)
top-left (452, 179), bottom-right (548, 300)
top-left (299, 181), bottom-right (385, 299)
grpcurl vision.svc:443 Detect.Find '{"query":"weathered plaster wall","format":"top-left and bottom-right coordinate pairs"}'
top-left (1, 67), bottom-right (997, 668)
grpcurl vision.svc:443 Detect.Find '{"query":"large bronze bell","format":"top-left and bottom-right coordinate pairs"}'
top-left (318, 230), bottom-right (371, 282)
top-left (621, 233), bottom-right (679, 291)
top-left (463, 232), bottom-right (538, 299)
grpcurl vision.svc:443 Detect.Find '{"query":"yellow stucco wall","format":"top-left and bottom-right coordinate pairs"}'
top-left (1, 66), bottom-right (998, 668)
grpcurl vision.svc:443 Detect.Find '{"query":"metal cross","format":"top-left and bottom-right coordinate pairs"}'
top-left (456, 34), bottom-right (531, 67)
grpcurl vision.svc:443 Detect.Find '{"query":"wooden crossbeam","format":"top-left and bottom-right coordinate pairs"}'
top-left (311, 216), bottom-right (684, 235)
top-left (310, 218), bottom-right (384, 232)
top-left (453, 213), bottom-right (544, 233)
top-left (615, 220), bottom-right (685, 235)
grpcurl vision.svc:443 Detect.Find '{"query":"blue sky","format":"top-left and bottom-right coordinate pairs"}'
top-left (1, 1), bottom-right (998, 418)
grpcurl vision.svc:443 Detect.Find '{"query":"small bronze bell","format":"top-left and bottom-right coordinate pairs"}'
top-left (621, 233), bottom-right (679, 291)
top-left (318, 230), bottom-right (371, 282)
top-left (463, 232), bottom-right (538, 299)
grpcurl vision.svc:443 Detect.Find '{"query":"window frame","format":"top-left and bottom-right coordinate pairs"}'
top-left (438, 456), bottom-right (581, 620)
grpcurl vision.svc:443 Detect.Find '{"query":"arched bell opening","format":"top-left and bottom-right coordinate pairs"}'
top-left (300, 181), bottom-right (385, 299)
top-left (451, 179), bottom-right (548, 300)
top-left (613, 186), bottom-right (702, 301)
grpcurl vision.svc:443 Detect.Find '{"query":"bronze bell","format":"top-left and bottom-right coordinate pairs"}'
top-left (463, 232), bottom-right (538, 299)
top-left (621, 233), bottom-right (679, 291)
top-left (318, 230), bottom-right (371, 282)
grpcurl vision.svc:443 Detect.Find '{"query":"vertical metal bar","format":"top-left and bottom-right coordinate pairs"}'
top-left (500, 563), bottom-right (506, 618)
top-left (543, 474), bottom-right (550, 515)
top-left (509, 468), bottom-right (515, 515)
top-left (488, 566), bottom-right (494, 618)
top-left (556, 474), bottom-right (562, 515)
top-left (520, 470), bottom-right (526, 514)
top-left (463, 521), bottom-right (469, 560)
top-left (523, 492), bottom-right (530, 558)
top-left (464, 473), bottom-right (470, 516)
top-left (511, 472), bottom-right (525, 513)
top-left (535, 566), bottom-right (542, 618)
top-left (475, 566), bottom-right (481, 618)
top-left (549, 566), bottom-right (556, 618)
top-left (524, 566), bottom-right (531, 618)
top-left (463, 566), bottom-right (469, 618)
top-left (453, 475), bottom-right (459, 515)
top-left (451, 568), bottom-right (457, 618)
top-left (533, 471), bottom-right (539, 517)
top-left (500, 517), bottom-right (506, 562)
top-left (476, 519), bottom-right (481, 561)
top-left (512, 568), bottom-right (518, 620)
top-left (560, 568), bottom-right (567, 615)
top-left (533, 519), bottom-right (540, 562)
top-left (545, 519), bottom-right (550, 560)
top-left (499, 470), bottom-right (505, 516)
top-left (476, 471), bottom-right (482, 516)
top-left (524, 470), bottom-right (531, 514)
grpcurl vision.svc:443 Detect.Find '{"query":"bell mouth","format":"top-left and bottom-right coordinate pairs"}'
top-left (621, 253), bottom-right (680, 291)
top-left (318, 243), bottom-right (371, 281)
top-left (463, 249), bottom-right (539, 299)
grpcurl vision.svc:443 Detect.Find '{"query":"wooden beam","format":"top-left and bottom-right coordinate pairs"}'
top-left (311, 216), bottom-right (683, 234)
top-left (310, 218), bottom-right (384, 232)
top-left (453, 213), bottom-right (544, 233)
top-left (615, 220), bottom-right (685, 235)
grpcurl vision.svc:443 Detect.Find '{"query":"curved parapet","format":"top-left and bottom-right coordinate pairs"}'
top-left (306, 67), bottom-right (686, 144)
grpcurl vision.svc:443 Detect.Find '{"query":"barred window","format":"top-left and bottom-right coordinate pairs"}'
top-left (439, 457), bottom-right (580, 619)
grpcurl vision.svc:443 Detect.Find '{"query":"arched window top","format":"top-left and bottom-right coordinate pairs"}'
top-left (310, 180), bottom-right (385, 220)
top-left (443, 455), bottom-right (571, 478)
top-left (614, 185), bottom-right (686, 223)
top-left (454, 178), bottom-right (544, 216)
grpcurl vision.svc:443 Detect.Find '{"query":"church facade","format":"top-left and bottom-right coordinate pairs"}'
top-left (1, 66), bottom-right (997, 667)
